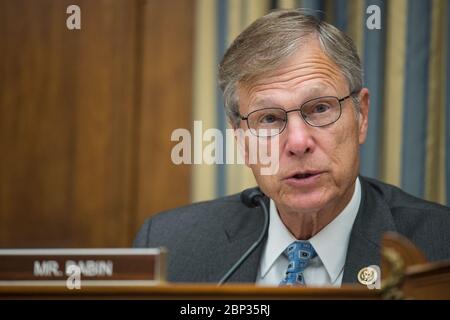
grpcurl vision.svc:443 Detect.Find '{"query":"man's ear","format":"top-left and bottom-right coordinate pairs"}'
top-left (357, 88), bottom-right (370, 145)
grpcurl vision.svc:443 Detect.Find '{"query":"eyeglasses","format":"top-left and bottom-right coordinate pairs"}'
top-left (239, 92), bottom-right (357, 137)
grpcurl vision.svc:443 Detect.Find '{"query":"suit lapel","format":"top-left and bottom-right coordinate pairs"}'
top-left (343, 177), bottom-right (397, 283)
top-left (212, 179), bottom-right (397, 284)
top-left (216, 197), bottom-right (269, 283)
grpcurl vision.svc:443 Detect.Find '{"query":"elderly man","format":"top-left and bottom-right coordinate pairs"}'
top-left (134, 10), bottom-right (450, 286)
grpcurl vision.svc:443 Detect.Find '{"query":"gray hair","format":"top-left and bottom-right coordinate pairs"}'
top-left (218, 9), bottom-right (363, 127)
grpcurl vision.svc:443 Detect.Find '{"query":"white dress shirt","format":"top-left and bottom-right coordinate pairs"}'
top-left (256, 177), bottom-right (361, 287)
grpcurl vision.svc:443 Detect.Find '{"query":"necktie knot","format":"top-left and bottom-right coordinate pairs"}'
top-left (280, 241), bottom-right (316, 286)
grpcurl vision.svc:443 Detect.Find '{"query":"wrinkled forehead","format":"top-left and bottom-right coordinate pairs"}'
top-left (238, 37), bottom-right (348, 101)
top-left (242, 85), bottom-right (337, 109)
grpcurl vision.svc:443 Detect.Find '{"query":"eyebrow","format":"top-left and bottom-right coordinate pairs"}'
top-left (303, 86), bottom-right (335, 97)
top-left (249, 86), bottom-right (336, 110)
top-left (250, 98), bottom-right (280, 109)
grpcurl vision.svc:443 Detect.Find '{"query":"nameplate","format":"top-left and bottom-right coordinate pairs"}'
top-left (0, 248), bottom-right (166, 284)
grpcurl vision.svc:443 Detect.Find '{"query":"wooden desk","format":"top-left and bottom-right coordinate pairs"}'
top-left (1, 232), bottom-right (449, 300)
top-left (0, 283), bottom-right (380, 300)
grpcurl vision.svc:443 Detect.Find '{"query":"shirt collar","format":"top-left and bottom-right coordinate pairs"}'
top-left (259, 177), bottom-right (361, 284)
top-left (259, 199), bottom-right (298, 279)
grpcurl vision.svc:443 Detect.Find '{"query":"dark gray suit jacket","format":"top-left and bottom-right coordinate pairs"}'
top-left (134, 176), bottom-right (450, 284)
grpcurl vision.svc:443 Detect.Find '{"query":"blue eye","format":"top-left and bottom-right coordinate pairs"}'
top-left (248, 109), bottom-right (286, 130)
top-left (312, 104), bottom-right (331, 113)
top-left (260, 114), bottom-right (278, 123)
top-left (256, 110), bottom-right (285, 124)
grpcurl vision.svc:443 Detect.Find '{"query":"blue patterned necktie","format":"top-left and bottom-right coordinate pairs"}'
top-left (280, 241), bottom-right (316, 286)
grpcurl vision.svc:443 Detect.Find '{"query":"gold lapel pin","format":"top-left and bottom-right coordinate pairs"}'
top-left (357, 266), bottom-right (379, 286)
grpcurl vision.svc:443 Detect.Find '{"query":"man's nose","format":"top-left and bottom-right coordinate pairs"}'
top-left (284, 112), bottom-right (316, 156)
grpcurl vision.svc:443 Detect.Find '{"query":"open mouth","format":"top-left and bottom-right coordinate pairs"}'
top-left (284, 171), bottom-right (323, 186)
top-left (292, 173), bottom-right (317, 179)
top-left (290, 171), bottom-right (323, 179)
